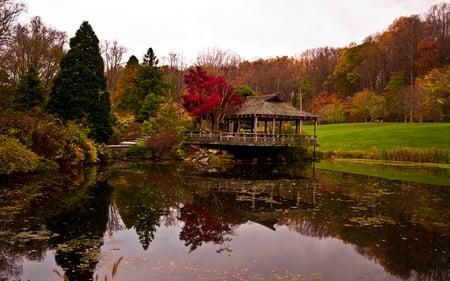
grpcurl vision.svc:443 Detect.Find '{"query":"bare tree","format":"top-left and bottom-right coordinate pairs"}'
top-left (161, 52), bottom-right (187, 101)
top-left (0, 0), bottom-right (25, 51)
top-left (102, 39), bottom-right (127, 93)
top-left (1, 16), bottom-right (66, 87)
top-left (425, 3), bottom-right (450, 66)
top-left (425, 3), bottom-right (450, 42)
top-left (195, 47), bottom-right (241, 81)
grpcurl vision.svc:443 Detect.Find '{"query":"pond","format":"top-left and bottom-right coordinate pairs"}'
top-left (0, 161), bottom-right (449, 281)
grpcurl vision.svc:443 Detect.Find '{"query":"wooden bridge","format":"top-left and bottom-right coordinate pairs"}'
top-left (184, 131), bottom-right (317, 147)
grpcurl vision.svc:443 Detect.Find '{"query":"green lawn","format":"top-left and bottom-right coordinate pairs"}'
top-left (304, 122), bottom-right (450, 151)
top-left (303, 122), bottom-right (450, 163)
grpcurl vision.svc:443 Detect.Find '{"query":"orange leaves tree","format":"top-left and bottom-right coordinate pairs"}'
top-left (182, 66), bottom-right (245, 130)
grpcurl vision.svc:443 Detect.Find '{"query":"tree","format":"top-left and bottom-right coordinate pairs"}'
top-left (350, 90), bottom-right (384, 122)
top-left (415, 39), bottom-right (441, 76)
top-left (383, 72), bottom-right (406, 121)
top-left (425, 2), bottom-right (450, 65)
top-left (13, 64), bottom-right (45, 113)
top-left (118, 48), bottom-right (168, 122)
top-left (299, 47), bottom-right (340, 98)
top-left (234, 85), bottom-right (254, 97)
top-left (332, 45), bottom-right (363, 96)
top-left (419, 67), bottom-right (450, 121)
top-left (113, 55), bottom-right (139, 105)
top-left (102, 39), bottom-right (127, 93)
top-left (182, 66), bottom-right (245, 130)
top-left (1, 16), bottom-right (66, 87)
top-left (195, 47), bottom-right (241, 82)
top-left (160, 52), bottom-right (186, 102)
top-left (47, 21), bottom-right (113, 143)
top-left (311, 92), bottom-right (346, 123)
top-left (0, 0), bottom-right (25, 50)
top-left (0, 0), bottom-right (25, 96)
top-left (387, 16), bottom-right (424, 122)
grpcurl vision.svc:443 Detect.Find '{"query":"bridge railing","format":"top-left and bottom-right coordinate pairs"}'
top-left (184, 131), bottom-right (316, 146)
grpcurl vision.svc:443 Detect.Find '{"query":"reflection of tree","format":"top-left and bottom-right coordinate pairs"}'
top-left (0, 237), bottom-right (22, 280)
top-left (108, 163), bottom-right (191, 250)
top-left (178, 189), bottom-right (239, 253)
top-left (0, 222), bottom-right (53, 280)
top-left (179, 204), bottom-right (233, 253)
top-left (0, 166), bottom-right (110, 281)
top-left (114, 181), bottom-right (169, 250)
top-left (47, 180), bottom-right (112, 281)
top-left (106, 200), bottom-right (125, 236)
top-left (278, 169), bottom-right (450, 281)
top-left (134, 205), bottom-right (161, 250)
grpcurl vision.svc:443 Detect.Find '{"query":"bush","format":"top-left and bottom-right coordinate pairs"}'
top-left (0, 136), bottom-right (39, 174)
top-left (0, 111), bottom-right (104, 170)
top-left (145, 129), bottom-right (178, 160)
top-left (126, 140), bottom-right (148, 158)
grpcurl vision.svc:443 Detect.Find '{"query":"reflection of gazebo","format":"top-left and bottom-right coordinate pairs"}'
top-left (185, 175), bottom-right (317, 230)
top-left (225, 94), bottom-right (318, 137)
top-left (184, 94), bottom-right (319, 147)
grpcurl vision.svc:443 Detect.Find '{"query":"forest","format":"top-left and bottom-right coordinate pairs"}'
top-left (0, 0), bottom-right (449, 173)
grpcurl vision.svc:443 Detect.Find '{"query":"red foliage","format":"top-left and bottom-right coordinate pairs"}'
top-left (415, 39), bottom-right (441, 76)
top-left (179, 204), bottom-right (233, 253)
top-left (182, 66), bottom-right (245, 127)
top-left (311, 91), bottom-right (343, 114)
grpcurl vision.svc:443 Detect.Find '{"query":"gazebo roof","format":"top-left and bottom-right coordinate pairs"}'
top-left (226, 94), bottom-right (318, 120)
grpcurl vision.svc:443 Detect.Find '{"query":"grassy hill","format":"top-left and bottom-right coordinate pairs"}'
top-left (303, 122), bottom-right (450, 163)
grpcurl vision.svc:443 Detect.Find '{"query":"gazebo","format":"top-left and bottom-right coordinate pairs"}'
top-left (225, 94), bottom-right (318, 139)
top-left (184, 94), bottom-right (319, 147)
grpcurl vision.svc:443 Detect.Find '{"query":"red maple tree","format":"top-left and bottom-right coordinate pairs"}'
top-left (182, 66), bottom-right (245, 129)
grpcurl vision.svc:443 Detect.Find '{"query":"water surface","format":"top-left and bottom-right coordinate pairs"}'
top-left (0, 162), bottom-right (449, 281)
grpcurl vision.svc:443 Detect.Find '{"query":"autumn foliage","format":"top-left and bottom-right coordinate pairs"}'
top-left (182, 66), bottom-right (245, 129)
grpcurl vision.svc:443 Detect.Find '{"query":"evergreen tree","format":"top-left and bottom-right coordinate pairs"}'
top-left (118, 48), bottom-right (168, 122)
top-left (13, 64), bottom-right (45, 113)
top-left (143, 47), bottom-right (159, 67)
top-left (47, 21), bottom-right (113, 143)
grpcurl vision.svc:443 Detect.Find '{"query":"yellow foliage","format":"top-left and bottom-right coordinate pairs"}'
top-left (0, 137), bottom-right (39, 174)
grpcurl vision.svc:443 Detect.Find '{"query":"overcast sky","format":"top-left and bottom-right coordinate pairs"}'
top-left (23, 0), bottom-right (443, 64)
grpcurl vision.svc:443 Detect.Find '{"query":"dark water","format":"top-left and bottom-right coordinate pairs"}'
top-left (0, 162), bottom-right (449, 281)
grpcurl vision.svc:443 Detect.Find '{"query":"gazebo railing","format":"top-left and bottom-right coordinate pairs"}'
top-left (184, 131), bottom-right (316, 146)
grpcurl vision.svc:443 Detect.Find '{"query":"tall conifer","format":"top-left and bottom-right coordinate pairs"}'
top-left (13, 64), bottom-right (45, 113)
top-left (47, 21), bottom-right (113, 143)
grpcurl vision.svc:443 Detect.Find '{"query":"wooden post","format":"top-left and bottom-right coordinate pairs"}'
top-left (278, 120), bottom-right (282, 136)
top-left (314, 118), bottom-right (318, 142)
top-left (254, 115), bottom-right (258, 133)
top-left (299, 119), bottom-right (303, 135)
top-left (272, 117), bottom-right (276, 136)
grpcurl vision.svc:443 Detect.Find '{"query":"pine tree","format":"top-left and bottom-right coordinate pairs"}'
top-left (13, 64), bottom-right (45, 113)
top-left (47, 21), bottom-right (113, 143)
top-left (118, 48), bottom-right (169, 122)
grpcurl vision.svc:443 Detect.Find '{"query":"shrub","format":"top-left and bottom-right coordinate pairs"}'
top-left (145, 129), bottom-right (178, 160)
top-left (126, 140), bottom-right (148, 158)
top-left (0, 111), bottom-right (104, 170)
top-left (0, 136), bottom-right (39, 174)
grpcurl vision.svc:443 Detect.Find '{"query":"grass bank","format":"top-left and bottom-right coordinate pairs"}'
top-left (316, 159), bottom-right (450, 186)
top-left (303, 122), bottom-right (450, 164)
